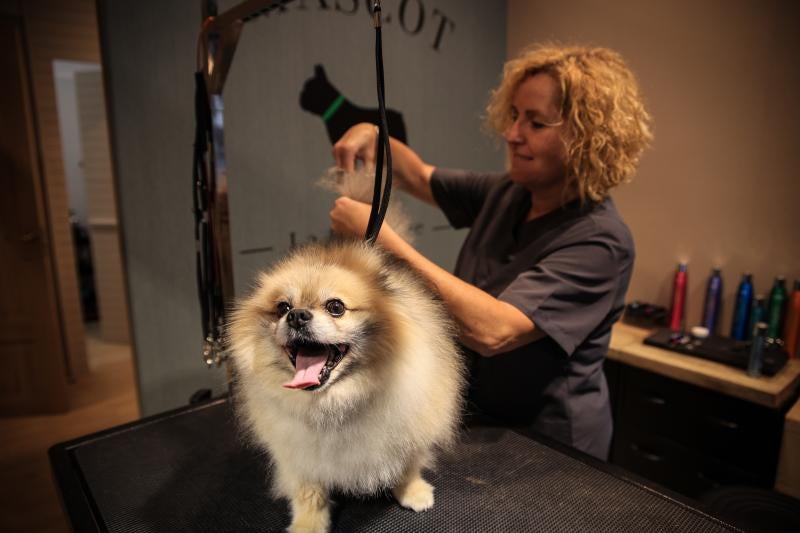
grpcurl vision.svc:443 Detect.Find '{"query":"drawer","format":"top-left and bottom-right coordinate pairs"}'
top-left (613, 428), bottom-right (763, 499)
top-left (693, 390), bottom-right (783, 474)
top-left (617, 366), bottom-right (782, 478)
top-left (617, 366), bottom-right (699, 443)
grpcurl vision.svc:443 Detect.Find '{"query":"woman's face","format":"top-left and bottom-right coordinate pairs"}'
top-left (504, 73), bottom-right (569, 192)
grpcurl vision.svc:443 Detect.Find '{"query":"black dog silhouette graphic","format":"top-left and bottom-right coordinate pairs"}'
top-left (300, 64), bottom-right (408, 144)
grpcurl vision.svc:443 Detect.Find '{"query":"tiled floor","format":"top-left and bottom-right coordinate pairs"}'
top-left (0, 326), bottom-right (140, 532)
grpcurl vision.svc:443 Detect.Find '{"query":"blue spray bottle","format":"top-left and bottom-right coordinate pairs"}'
top-left (701, 268), bottom-right (723, 334)
top-left (730, 273), bottom-right (754, 341)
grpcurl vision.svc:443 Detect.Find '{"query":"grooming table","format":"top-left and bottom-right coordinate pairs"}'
top-left (50, 397), bottom-right (737, 532)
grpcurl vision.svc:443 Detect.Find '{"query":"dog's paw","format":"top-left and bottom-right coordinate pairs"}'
top-left (393, 477), bottom-right (435, 512)
top-left (287, 514), bottom-right (330, 533)
top-left (288, 486), bottom-right (330, 533)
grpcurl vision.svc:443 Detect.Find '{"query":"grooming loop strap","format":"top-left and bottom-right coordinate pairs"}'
top-left (364, 0), bottom-right (393, 244)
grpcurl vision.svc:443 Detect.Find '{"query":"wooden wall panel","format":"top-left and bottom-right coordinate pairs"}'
top-left (21, 0), bottom-right (105, 380)
top-left (1, 13), bottom-right (70, 413)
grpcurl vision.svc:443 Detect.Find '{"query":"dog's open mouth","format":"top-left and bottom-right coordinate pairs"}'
top-left (282, 341), bottom-right (350, 391)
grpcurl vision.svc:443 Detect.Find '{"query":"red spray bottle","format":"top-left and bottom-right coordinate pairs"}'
top-left (669, 263), bottom-right (688, 332)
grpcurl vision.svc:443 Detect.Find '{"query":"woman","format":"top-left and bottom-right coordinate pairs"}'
top-left (329, 44), bottom-right (652, 460)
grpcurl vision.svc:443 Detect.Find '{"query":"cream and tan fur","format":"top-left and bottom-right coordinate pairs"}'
top-left (228, 240), bottom-right (464, 533)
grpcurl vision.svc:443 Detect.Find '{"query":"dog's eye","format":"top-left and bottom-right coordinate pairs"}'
top-left (276, 301), bottom-right (292, 317)
top-left (325, 299), bottom-right (346, 317)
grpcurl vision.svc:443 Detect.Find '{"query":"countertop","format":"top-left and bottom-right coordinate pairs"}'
top-left (608, 323), bottom-right (800, 409)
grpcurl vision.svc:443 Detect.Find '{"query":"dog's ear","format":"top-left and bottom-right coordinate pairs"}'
top-left (314, 64), bottom-right (327, 80)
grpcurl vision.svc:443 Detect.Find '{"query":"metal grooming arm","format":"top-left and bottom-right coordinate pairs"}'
top-left (195, 0), bottom-right (295, 368)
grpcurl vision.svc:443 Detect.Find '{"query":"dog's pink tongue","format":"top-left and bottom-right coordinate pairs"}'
top-left (283, 354), bottom-right (327, 389)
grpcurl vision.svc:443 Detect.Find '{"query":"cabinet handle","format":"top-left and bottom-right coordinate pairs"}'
top-left (630, 443), bottom-right (663, 463)
top-left (696, 471), bottom-right (722, 489)
top-left (20, 231), bottom-right (40, 242)
top-left (707, 416), bottom-right (739, 430)
top-left (645, 395), bottom-right (666, 406)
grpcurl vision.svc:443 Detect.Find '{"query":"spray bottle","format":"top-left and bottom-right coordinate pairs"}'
top-left (669, 263), bottom-right (688, 332)
top-left (767, 277), bottom-right (787, 339)
top-left (701, 268), bottom-right (722, 334)
top-left (730, 273), bottom-right (754, 341)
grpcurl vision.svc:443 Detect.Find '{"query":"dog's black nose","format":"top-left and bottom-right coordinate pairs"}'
top-left (286, 308), bottom-right (313, 329)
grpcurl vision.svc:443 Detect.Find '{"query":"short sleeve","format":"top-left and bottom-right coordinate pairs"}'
top-left (430, 168), bottom-right (502, 229)
top-left (498, 240), bottom-right (622, 357)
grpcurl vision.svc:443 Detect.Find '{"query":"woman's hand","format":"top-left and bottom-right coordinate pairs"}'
top-left (329, 196), bottom-right (374, 238)
top-left (329, 196), bottom-right (400, 247)
top-left (332, 123), bottom-right (378, 172)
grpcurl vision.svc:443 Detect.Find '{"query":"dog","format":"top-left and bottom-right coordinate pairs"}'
top-left (227, 173), bottom-right (464, 532)
top-left (300, 64), bottom-right (408, 144)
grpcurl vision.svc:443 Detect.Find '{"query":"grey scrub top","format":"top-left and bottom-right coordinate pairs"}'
top-left (430, 168), bottom-right (635, 460)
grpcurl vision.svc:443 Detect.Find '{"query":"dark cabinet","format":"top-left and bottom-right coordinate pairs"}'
top-left (606, 360), bottom-right (787, 499)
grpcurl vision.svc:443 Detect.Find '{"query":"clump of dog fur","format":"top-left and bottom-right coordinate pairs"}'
top-left (317, 166), bottom-right (415, 243)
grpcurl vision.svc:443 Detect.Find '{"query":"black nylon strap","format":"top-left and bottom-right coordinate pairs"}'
top-left (364, 1), bottom-right (392, 245)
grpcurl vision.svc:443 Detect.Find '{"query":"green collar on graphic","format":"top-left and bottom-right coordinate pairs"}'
top-left (322, 94), bottom-right (346, 122)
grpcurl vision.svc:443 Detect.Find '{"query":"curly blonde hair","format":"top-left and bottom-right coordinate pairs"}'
top-left (485, 43), bottom-right (653, 202)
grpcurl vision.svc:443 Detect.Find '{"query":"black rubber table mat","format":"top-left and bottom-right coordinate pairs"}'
top-left (52, 398), bottom-right (736, 532)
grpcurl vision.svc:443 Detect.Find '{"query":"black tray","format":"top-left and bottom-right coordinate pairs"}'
top-left (644, 328), bottom-right (788, 376)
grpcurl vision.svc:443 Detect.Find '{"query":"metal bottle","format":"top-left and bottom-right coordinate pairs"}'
top-left (784, 280), bottom-right (800, 358)
top-left (767, 276), bottom-right (787, 339)
top-left (730, 273), bottom-right (753, 341)
top-left (669, 263), bottom-right (688, 332)
top-left (748, 295), bottom-right (766, 341)
top-left (748, 322), bottom-right (768, 377)
top-left (701, 268), bottom-right (722, 334)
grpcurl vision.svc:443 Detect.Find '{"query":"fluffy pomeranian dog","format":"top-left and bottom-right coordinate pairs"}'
top-left (227, 172), bottom-right (464, 533)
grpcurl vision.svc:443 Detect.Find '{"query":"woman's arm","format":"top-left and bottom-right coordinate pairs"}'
top-left (332, 123), bottom-right (436, 205)
top-left (329, 197), bottom-right (545, 356)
